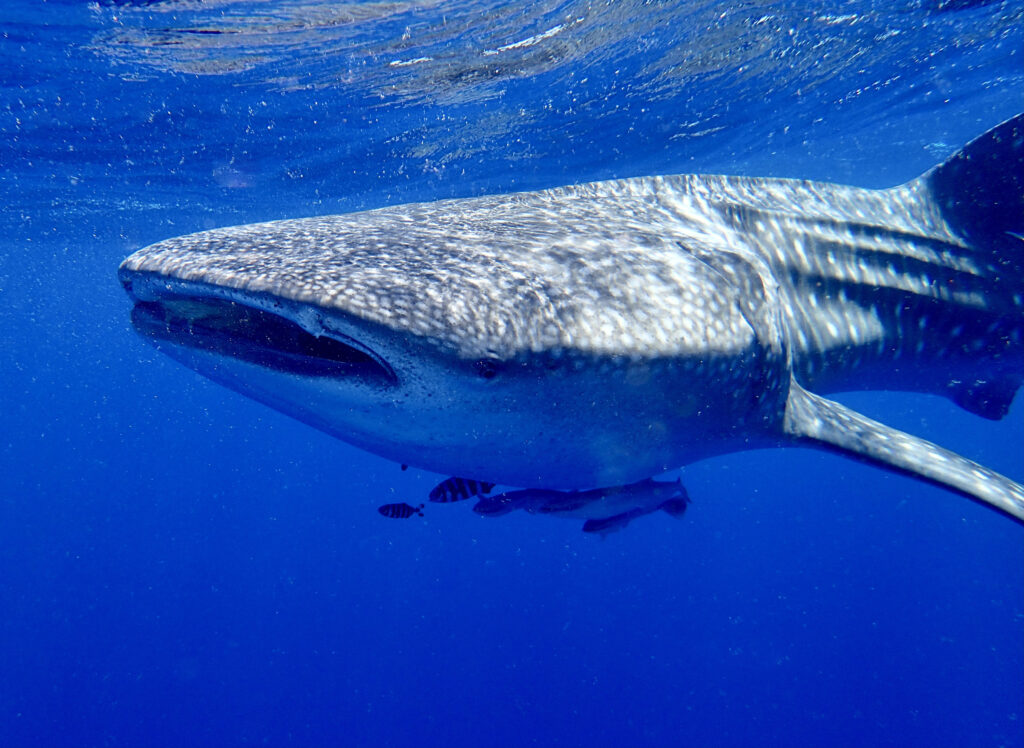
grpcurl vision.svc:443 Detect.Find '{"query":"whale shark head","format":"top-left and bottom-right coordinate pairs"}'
top-left (120, 185), bottom-right (786, 489)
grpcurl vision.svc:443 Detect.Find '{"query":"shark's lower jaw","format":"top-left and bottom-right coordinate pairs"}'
top-left (125, 288), bottom-right (398, 388)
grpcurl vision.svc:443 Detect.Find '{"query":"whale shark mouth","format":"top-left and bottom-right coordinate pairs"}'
top-left (129, 295), bottom-right (398, 385)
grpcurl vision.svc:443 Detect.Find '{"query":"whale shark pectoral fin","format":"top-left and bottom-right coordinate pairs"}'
top-left (781, 379), bottom-right (1024, 522)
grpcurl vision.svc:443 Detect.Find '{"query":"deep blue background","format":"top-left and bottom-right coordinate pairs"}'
top-left (1, 2), bottom-right (1022, 746)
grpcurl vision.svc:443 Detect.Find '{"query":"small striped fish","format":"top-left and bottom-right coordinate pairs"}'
top-left (378, 502), bottom-right (424, 519)
top-left (429, 476), bottom-right (496, 503)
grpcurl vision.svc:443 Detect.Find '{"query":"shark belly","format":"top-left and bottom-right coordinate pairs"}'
top-left (142, 297), bottom-right (784, 488)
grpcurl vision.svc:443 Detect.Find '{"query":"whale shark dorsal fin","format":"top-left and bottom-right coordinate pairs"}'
top-left (782, 380), bottom-right (1024, 522)
top-left (916, 112), bottom-right (1023, 255)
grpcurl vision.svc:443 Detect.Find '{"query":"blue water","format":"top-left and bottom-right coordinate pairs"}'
top-left (2, 2), bottom-right (1022, 746)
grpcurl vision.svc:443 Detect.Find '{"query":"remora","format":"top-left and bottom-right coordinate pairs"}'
top-left (120, 115), bottom-right (1024, 522)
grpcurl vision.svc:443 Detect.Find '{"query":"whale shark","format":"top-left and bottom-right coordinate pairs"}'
top-left (119, 114), bottom-right (1023, 524)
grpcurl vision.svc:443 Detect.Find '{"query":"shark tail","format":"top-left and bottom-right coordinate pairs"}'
top-left (783, 380), bottom-right (1024, 523)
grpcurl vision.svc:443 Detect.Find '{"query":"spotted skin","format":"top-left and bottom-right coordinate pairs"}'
top-left (120, 115), bottom-right (1023, 523)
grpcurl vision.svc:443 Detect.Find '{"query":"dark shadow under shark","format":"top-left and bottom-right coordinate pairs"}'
top-left (119, 115), bottom-right (1024, 527)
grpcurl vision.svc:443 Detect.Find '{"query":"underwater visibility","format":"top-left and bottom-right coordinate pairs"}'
top-left (3, 1), bottom-right (1022, 746)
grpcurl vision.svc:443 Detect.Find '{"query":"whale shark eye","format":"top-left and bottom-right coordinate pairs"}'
top-left (473, 358), bottom-right (501, 380)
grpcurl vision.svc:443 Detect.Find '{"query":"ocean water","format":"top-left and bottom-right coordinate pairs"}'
top-left (2, 1), bottom-right (1022, 746)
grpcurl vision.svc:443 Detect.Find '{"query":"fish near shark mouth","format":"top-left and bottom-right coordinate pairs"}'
top-left (126, 288), bottom-right (398, 386)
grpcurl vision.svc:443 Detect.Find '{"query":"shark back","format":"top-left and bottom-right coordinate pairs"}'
top-left (669, 115), bottom-right (1023, 420)
top-left (759, 114), bottom-right (1023, 521)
